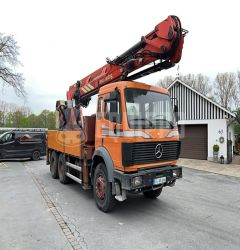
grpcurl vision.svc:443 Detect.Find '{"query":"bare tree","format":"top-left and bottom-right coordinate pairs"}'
top-left (0, 100), bottom-right (8, 126)
top-left (233, 70), bottom-right (240, 109)
top-left (21, 106), bottom-right (31, 117)
top-left (234, 108), bottom-right (240, 124)
top-left (157, 73), bottom-right (212, 97)
top-left (214, 72), bottom-right (237, 109)
top-left (157, 75), bottom-right (175, 88)
top-left (0, 33), bottom-right (25, 97)
top-left (0, 99), bottom-right (56, 129)
top-left (180, 73), bottom-right (212, 96)
top-left (237, 70), bottom-right (240, 83)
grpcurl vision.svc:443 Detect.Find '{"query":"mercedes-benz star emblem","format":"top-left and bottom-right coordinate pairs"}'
top-left (155, 144), bottom-right (163, 159)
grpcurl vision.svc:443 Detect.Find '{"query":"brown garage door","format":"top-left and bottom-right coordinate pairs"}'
top-left (179, 125), bottom-right (208, 160)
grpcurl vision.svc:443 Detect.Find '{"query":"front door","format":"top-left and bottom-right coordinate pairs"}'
top-left (0, 133), bottom-right (16, 158)
top-left (100, 91), bottom-right (123, 170)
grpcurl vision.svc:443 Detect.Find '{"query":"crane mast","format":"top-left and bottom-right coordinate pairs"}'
top-left (57, 15), bottom-right (187, 130)
top-left (66, 15), bottom-right (187, 107)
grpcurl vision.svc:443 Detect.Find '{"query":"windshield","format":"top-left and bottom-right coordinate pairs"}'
top-left (0, 132), bottom-right (7, 140)
top-left (0, 132), bottom-right (12, 142)
top-left (125, 88), bottom-right (176, 129)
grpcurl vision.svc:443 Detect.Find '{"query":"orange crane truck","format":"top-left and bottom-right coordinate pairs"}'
top-left (46, 15), bottom-right (187, 212)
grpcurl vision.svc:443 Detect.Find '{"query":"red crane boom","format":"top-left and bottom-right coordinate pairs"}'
top-left (66, 15), bottom-right (187, 107)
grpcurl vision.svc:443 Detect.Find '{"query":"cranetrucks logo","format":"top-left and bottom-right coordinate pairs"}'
top-left (55, 131), bottom-right (85, 148)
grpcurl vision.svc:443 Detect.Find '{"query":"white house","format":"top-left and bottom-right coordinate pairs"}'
top-left (167, 79), bottom-right (235, 163)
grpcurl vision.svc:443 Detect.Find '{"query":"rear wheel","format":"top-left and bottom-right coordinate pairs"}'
top-left (93, 162), bottom-right (116, 212)
top-left (32, 150), bottom-right (40, 161)
top-left (50, 151), bottom-right (59, 179)
top-left (58, 154), bottom-right (70, 184)
top-left (143, 188), bottom-right (163, 199)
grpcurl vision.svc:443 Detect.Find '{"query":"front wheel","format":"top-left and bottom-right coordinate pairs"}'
top-left (93, 162), bottom-right (116, 212)
top-left (32, 150), bottom-right (40, 161)
top-left (143, 187), bottom-right (163, 199)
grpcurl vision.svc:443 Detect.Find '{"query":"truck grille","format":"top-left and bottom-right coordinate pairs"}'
top-left (122, 141), bottom-right (181, 167)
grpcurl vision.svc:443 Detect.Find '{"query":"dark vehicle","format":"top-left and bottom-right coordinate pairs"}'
top-left (0, 130), bottom-right (46, 160)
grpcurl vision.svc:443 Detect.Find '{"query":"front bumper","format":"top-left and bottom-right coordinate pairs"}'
top-left (113, 165), bottom-right (182, 191)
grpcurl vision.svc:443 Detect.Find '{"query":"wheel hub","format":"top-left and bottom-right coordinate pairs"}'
top-left (96, 175), bottom-right (106, 200)
top-left (59, 161), bottom-right (64, 176)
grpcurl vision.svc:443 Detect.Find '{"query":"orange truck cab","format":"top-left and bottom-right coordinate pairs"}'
top-left (47, 81), bottom-right (182, 212)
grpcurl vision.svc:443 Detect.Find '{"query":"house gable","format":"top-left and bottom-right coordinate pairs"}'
top-left (167, 79), bottom-right (235, 120)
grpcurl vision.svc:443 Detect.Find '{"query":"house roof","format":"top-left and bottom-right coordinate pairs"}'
top-left (167, 79), bottom-right (235, 118)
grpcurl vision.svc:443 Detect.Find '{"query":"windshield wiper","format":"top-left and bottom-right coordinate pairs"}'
top-left (153, 118), bottom-right (175, 129)
top-left (129, 118), bottom-right (154, 127)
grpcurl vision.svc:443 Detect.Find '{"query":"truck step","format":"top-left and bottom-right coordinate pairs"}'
top-left (66, 162), bottom-right (82, 172)
top-left (66, 172), bottom-right (82, 184)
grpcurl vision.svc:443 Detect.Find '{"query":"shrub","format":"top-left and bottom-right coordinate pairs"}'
top-left (213, 144), bottom-right (219, 152)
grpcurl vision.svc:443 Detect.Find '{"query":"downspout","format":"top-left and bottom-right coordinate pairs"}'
top-left (227, 117), bottom-right (235, 164)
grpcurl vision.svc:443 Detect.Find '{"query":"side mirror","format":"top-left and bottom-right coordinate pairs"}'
top-left (116, 114), bottom-right (121, 124)
top-left (174, 105), bottom-right (179, 122)
top-left (105, 90), bottom-right (121, 123)
top-left (109, 100), bottom-right (118, 122)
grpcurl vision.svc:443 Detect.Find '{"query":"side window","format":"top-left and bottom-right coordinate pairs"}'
top-left (97, 97), bottom-right (103, 119)
top-left (3, 133), bottom-right (13, 143)
top-left (104, 101), bottom-right (111, 121)
top-left (104, 91), bottom-right (122, 123)
top-left (0, 133), bottom-right (7, 143)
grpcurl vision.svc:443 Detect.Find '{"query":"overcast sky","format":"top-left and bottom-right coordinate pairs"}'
top-left (1, 0), bottom-right (240, 114)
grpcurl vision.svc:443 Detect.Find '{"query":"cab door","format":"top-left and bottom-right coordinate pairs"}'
top-left (0, 132), bottom-right (15, 158)
top-left (100, 90), bottom-right (123, 170)
top-left (95, 96), bottom-right (103, 148)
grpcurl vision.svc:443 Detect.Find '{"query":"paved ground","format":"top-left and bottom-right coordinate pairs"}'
top-left (231, 155), bottom-right (240, 165)
top-left (0, 160), bottom-right (72, 250)
top-left (178, 158), bottom-right (240, 177)
top-left (1, 159), bottom-right (240, 250)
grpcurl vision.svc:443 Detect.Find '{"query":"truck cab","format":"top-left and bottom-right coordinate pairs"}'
top-left (96, 81), bottom-right (180, 171)
top-left (90, 81), bottom-right (182, 210)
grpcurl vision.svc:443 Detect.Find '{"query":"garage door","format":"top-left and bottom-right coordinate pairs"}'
top-left (178, 125), bottom-right (208, 160)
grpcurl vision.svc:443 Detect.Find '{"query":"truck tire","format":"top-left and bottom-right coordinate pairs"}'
top-left (143, 188), bottom-right (163, 199)
top-left (58, 154), bottom-right (70, 184)
top-left (50, 151), bottom-right (59, 179)
top-left (32, 150), bottom-right (40, 161)
top-left (93, 162), bottom-right (116, 212)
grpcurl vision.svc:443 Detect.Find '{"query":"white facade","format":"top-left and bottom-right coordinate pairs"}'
top-left (168, 79), bottom-right (235, 163)
top-left (178, 119), bottom-right (235, 163)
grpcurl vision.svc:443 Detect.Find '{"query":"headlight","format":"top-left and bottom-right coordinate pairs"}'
top-left (166, 130), bottom-right (179, 138)
top-left (172, 169), bottom-right (181, 178)
top-left (132, 176), bottom-right (143, 188)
